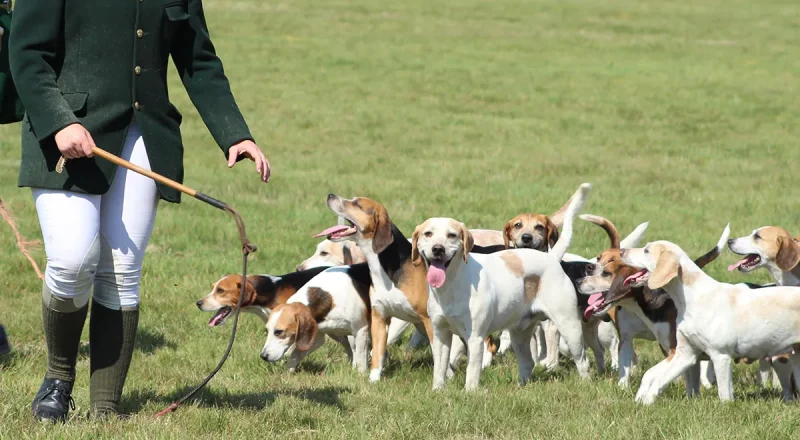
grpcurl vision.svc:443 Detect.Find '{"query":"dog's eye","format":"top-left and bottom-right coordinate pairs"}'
top-left (352, 200), bottom-right (361, 209)
top-left (602, 271), bottom-right (611, 278)
top-left (216, 288), bottom-right (224, 293)
top-left (644, 248), bottom-right (649, 254)
top-left (534, 224), bottom-right (544, 231)
top-left (447, 232), bottom-right (457, 239)
top-left (514, 222), bottom-right (522, 229)
top-left (753, 233), bottom-right (761, 240)
top-left (424, 231), bottom-right (433, 238)
top-left (319, 251), bottom-right (328, 256)
top-left (274, 329), bottom-right (285, 337)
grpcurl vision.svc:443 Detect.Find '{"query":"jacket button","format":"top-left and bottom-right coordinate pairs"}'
top-left (136, 29), bottom-right (143, 39)
top-left (134, 101), bottom-right (141, 110)
top-left (134, 66), bottom-right (142, 75)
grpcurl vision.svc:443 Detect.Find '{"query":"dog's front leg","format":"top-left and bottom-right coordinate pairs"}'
top-left (709, 354), bottom-right (734, 402)
top-left (542, 320), bottom-right (560, 370)
top-left (431, 324), bottom-right (453, 390)
top-left (699, 360), bottom-right (716, 389)
top-left (369, 309), bottom-right (391, 382)
top-left (617, 333), bottom-right (635, 389)
top-left (637, 347), bottom-right (698, 405)
top-left (287, 335), bottom-right (327, 373)
top-left (330, 334), bottom-right (354, 365)
top-left (447, 336), bottom-right (466, 379)
top-left (464, 336), bottom-right (486, 391)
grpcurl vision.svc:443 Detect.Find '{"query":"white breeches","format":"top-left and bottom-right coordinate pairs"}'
top-left (33, 121), bottom-right (159, 309)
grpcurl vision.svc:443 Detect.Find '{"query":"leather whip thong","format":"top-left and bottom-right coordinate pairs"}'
top-left (57, 150), bottom-right (257, 418)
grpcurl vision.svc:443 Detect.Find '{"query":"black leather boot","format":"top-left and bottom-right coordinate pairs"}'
top-left (31, 378), bottom-right (75, 423)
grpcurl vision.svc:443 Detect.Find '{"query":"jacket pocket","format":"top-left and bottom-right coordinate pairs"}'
top-left (165, 4), bottom-right (190, 21)
top-left (62, 92), bottom-right (88, 117)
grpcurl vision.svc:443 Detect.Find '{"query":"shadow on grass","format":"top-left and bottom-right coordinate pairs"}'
top-left (78, 326), bottom-right (177, 358)
top-left (121, 384), bottom-right (351, 414)
top-left (0, 351), bottom-right (19, 370)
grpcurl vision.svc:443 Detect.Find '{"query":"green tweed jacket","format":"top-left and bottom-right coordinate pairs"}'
top-left (9, 0), bottom-right (254, 203)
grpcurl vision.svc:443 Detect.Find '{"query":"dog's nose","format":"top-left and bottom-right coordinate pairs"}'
top-left (619, 249), bottom-right (627, 258)
top-left (586, 264), bottom-right (596, 274)
top-left (727, 239), bottom-right (734, 246)
top-left (521, 234), bottom-right (533, 243)
top-left (260, 352), bottom-right (269, 361)
top-left (432, 244), bottom-right (445, 257)
top-left (195, 300), bottom-right (203, 309)
top-left (327, 194), bottom-right (336, 200)
top-left (295, 265), bottom-right (303, 272)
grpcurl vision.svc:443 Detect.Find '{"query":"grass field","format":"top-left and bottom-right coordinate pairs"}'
top-left (2, 0), bottom-right (800, 438)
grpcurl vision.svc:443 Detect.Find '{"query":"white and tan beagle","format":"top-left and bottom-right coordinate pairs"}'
top-left (621, 238), bottom-right (800, 405)
top-left (413, 183), bottom-right (593, 391)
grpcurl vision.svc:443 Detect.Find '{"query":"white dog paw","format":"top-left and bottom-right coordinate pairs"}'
top-left (368, 369), bottom-right (382, 383)
top-left (617, 378), bottom-right (630, 389)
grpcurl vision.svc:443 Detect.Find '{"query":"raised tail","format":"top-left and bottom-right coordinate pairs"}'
top-left (579, 214), bottom-right (620, 249)
top-left (619, 221), bottom-right (649, 249)
top-left (693, 223), bottom-right (731, 269)
top-left (551, 183), bottom-right (592, 261)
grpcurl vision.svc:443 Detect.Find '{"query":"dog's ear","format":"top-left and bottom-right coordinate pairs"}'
top-left (776, 236), bottom-right (800, 271)
top-left (503, 220), bottom-right (514, 249)
top-left (342, 244), bottom-right (354, 265)
top-left (460, 222), bottom-right (474, 263)
top-left (546, 217), bottom-right (560, 250)
top-left (294, 306), bottom-right (319, 351)
top-left (648, 250), bottom-right (680, 290)
top-left (372, 208), bottom-right (394, 254)
top-left (411, 224), bottom-right (424, 266)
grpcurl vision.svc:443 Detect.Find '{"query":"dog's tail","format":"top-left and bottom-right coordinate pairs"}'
top-left (551, 183), bottom-right (591, 261)
top-left (693, 223), bottom-right (731, 269)
top-left (619, 221), bottom-right (649, 249)
top-left (579, 214), bottom-right (620, 249)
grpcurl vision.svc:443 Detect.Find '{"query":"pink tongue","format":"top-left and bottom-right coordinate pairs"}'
top-left (584, 293), bottom-right (605, 319)
top-left (624, 270), bottom-right (647, 286)
top-left (313, 225), bottom-right (349, 238)
top-left (728, 258), bottom-right (748, 272)
top-left (427, 261), bottom-right (447, 288)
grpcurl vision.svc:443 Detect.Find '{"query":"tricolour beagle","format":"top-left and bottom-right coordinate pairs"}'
top-left (577, 225), bottom-right (730, 389)
top-left (314, 195), bottom-right (505, 382)
top-left (621, 238), bottom-right (800, 405)
top-left (260, 265), bottom-right (372, 372)
top-left (413, 183), bottom-right (592, 391)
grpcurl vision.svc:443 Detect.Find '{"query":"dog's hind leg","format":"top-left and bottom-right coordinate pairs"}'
top-left (386, 318), bottom-right (412, 347)
top-left (684, 362), bottom-right (701, 398)
top-left (548, 314), bottom-right (589, 379)
top-left (447, 336), bottom-right (466, 379)
top-left (499, 330), bottom-right (512, 355)
top-left (509, 326), bottom-right (535, 386)
top-left (583, 323), bottom-right (605, 375)
top-left (541, 320), bottom-right (560, 370)
top-left (330, 334), bottom-right (354, 365)
top-left (353, 325), bottom-right (370, 373)
top-left (756, 359), bottom-right (773, 387)
top-left (771, 357), bottom-right (794, 402)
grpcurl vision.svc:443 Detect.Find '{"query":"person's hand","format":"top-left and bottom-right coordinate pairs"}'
top-left (227, 140), bottom-right (270, 182)
top-left (54, 123), bottom-right (95, 159)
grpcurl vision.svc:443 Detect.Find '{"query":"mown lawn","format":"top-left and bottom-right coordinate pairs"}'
top-left (2, 0), bottom-right (800, 438)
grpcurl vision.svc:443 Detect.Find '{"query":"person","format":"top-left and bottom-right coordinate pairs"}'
top-left (9, 0), bottom-right (270, 422)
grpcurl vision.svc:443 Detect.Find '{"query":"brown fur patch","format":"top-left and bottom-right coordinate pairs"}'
top-left (500, 252), bottom-right (525, 277)
top-left (396, 259), bottom-right (432, 320)
top-left (340, 197), bottom-right (394, 254)
top-left (524, 274), bottom-right (540, 303)
top-left (306, 287), bottom-right (334, 321)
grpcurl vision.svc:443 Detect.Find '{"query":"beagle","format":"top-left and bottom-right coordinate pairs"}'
top-left (414, 183), bottom-right (592, 391)
top-left (296, 239), bottom-right (365, 272)
top-left (196, 267), bottom-right (328, 326)
top-left (315, 195), bottom-right (504, 382)
top-left (727, 226), bottom-right (798, 388)
top-left (260, 265), bottom-right (372, 372)
top-left (577, 225), bottom-right (730, 389)
top-left (620, 238), bottom-right (800, 405)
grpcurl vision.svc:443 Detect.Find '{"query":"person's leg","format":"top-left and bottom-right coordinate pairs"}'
top-left (90, 121), bottom-right (159, 417)
top-left (0, 324), bottom-right (10, 355)
top-left (31, 189), bottom-right (102, 422)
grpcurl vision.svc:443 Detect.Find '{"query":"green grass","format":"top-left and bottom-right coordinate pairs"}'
top-left (3, 0), bottom-right (800, 437)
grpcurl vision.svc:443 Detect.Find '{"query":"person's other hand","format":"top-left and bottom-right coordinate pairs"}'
top-left (227, 140), bottom-right (270, 182)
top-left (54, 123), bottom-right (95, 159)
